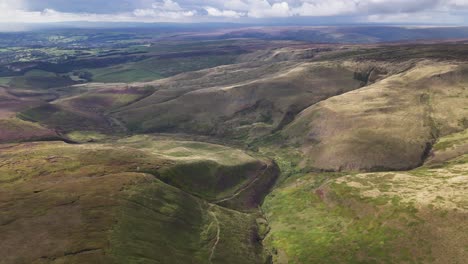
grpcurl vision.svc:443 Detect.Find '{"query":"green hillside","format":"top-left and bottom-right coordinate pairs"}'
top-left (263, 131), bottom-right (468, 263)
top-left (1, 35), bottom-right (467, 264)
top-left (0, 138), bottom-right (277, 263)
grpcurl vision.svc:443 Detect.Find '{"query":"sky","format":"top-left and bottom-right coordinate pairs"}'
top-left (1, 0), bottom-right (468, 25)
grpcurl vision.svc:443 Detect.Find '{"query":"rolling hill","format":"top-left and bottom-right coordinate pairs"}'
top-left (0, 33), bottom-right (467, 264)
top-left (0, 137), bottom-right (278, 263)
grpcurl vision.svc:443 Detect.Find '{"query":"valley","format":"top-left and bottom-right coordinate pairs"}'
top-left (0, 27), bottom-right (467, 263)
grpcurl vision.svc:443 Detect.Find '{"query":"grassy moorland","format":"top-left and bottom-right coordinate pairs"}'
top-left (0, 137), bottom-right (277, 263)
top-left (8, 70), bottom-right (77, 89)
top-left (86, 53), bottom-right (238, 83)
top-left (283, 61), bottom-right (468, 171)
top-left (113, 60), bottom-right (365, 139)
top-left (0, 31), bottom-right (467, 264)
top-left (262, 132), bottom-right (467, 263)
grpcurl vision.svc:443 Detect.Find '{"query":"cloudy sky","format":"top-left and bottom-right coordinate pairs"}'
top-left (1, 0), bottom-right (468, 25)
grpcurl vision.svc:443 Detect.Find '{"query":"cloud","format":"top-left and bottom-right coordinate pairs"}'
top-left (133, 0), bottom-right (196, 20)
top-left (205, 7), bottom-right (244, 18)
top-left (365, 11), bottom-right (463, 24)
top-left (248, 1), bottom-right (292, 18)
top-left (0, 0), bottom-right (25, 17)
top-left (363, 0), bottom-right (441, 14)
top-left (2, 0), bottom-right (468, 24)
top-left (447, 0), bottom-right (468, 8)
top-left (294, 1), bottom-right (356, 16)
top-left (206, 0), bottom-right (292, 18)
top-left (0, 8), bottom-right (136, 23)
top-left (23, 0), bottom-right (155, 14)
top-left (203, 0), bottom-right (468, 21)
top-left (223, 0), bottom-right (250, 11)
top-left (0, 0), bottom-right (197, 23)
top-left (151, 0), bottom-right (183, 11)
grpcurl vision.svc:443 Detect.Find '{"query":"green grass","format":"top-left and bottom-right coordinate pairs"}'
top-left (4, 39), bottom-right (468, 264)
top-left (87, 67), bottom-right (163, 83)
top-left (110, 178), bottom-right (211, 264)
top-left (24, 69), bottom-right (57, 78)
top-left (263, 173), bottom-right (424, 263)
top-left (117, 135), bottom-right (270, 201)
top-left (263, 153), bottom-right (468, 264)
top-left (118, 135), bottom-right (258, 166)
top-left (0, 77), bottom-right (12, 86)
top-left (9, 70), bottom-right (76, 89)
top-left (158, 160), bottom-right (261, 200)
top-left (432, 129), bottom-right (468, 151)
top-left (112, 178), bottom-right (267, 264)
top-left (0, 139), bottom-right (271, 263)
top-left (66, 131), bottom-right (108, 142)
top-left (87, 55), bottom-right (237, 83)
top-left (61, 92), bottom-right (151, 113)
top-left (20, 104), bottom-right (111, 133)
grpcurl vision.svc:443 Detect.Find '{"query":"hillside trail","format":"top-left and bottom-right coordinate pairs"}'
top-left (107, 116), bottom-right (129, 133)
top-left (208, 204), bottom-right (220, 264)
top-left (213, 164), bottom-right (270, 204)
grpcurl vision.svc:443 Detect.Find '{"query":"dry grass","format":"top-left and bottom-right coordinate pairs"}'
top-left (115, 61), bottom-right (363, 141)
top-left (284, 60), bottom-right (468, 171)
top-left (0, 118), bottom-right (58, 143)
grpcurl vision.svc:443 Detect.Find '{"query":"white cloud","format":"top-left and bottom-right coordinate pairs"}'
top-left (294, 1), bottom-right (357, 16)
top-left (205, 1), bottom-right (293, 18)
top-left (151, 0), bottom-right (183, 11)
top-left (447, 0), bottom-right (468, 7)
top-left (248, 1), bottom-right (292, 18)
top-left (223, 0), bottom-right (250, 11)
top-left (133, 9), bottom-right (196, 19)
top-left (366, 11), bottom-right (463, 24)
top-left (0, 0), bottom-right (23, 10)
top-left (0, 0), bottom-right (196, 23)
top-left (2, 0), bottom-right (468, 24)
top-left (0, 8), bottom-right (136, 23)
top-left (205, 7), bottom-right (244, 18)
top-left (0, 0), bottom-right (25, 18)
top-left (134, 0), bottom-right (196, 20)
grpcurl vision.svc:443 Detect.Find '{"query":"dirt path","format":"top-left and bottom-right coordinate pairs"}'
top-left (208, 205), bottom-right (220, 264)
top-left (107, 116), bottom-right (128, 133)
top-left (213, 164), bottom-right (270, 204)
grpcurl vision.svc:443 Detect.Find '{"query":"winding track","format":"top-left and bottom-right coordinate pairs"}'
top-left (212, 164), bottom-right (270, 204)
top-left (208, 205), bottom-right (221, 264)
